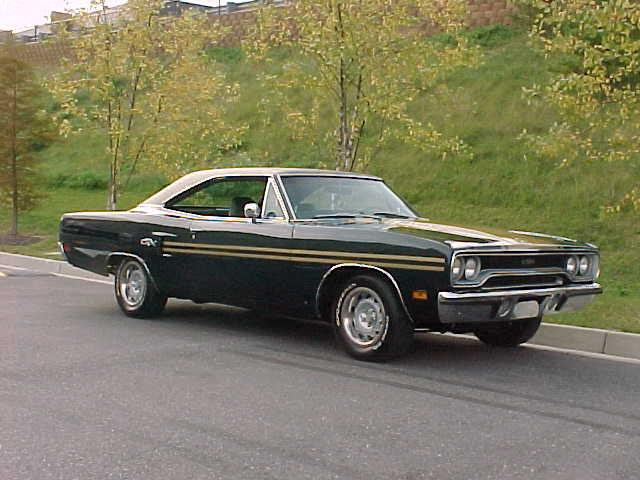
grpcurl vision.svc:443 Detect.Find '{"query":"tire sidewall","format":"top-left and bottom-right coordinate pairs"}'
top-left (333, 275), bottom-right (412, 360)
top-left (115, 259), bottom-right (148, 315)
top-left (114, 258), bottom-right (165, 318)
top-left (474, 316), bottom-right (542, 347)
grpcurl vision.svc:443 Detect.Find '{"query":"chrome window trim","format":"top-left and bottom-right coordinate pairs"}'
top-left (157, 174), bottom-right (289, 222)
top-left (450, 250), bottom-right (600, 288)
top-left (315, 263), bottom-right (415, 324)
top-left (265, 176), bottom-right (290, 221)
top-left (274, 174), bottom-right (417, 222)
top-left (273, 173), bottom-right (297, 220)
top-left (259, 180), bottom-right (283, 220)
top-left (155, 173), bottom-right (270, 210)
top-left (154, 205), bottom-right (255, 223)
top-left (278, 172), bottom-right (380, 180)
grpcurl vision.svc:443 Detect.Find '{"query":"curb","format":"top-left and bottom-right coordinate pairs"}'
top-left (1, 251), bottom-right (639, 361)
top-left (0, 251), bottom-right (106, 282)
top-left (529, 323), bottom-right (640, 360)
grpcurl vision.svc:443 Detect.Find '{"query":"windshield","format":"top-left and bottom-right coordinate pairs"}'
top-left (280, 176), bottom-right (416, 220)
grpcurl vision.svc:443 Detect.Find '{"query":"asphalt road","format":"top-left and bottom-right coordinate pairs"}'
top-left (1, 267), bottom-right (639, 480)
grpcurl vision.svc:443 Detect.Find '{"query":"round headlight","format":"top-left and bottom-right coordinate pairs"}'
top-left (464, 256), bottom-right (481, 280)
top-left (566, 255), bottom-right (578, 276)
top-left (592, 255), bottom-right (600, 279)
top-left (578, 256), bottom-right (590, 276)
top-left (451, 257), bottom-right (464, 282)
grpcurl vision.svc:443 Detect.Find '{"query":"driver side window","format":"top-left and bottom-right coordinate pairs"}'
top-left (167, 177), bottom-right (268, 218)
top-left (262, 183), bottom-right (285, 219)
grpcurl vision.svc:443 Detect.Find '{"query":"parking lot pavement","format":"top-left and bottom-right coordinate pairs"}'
top-left (1, 271), bottom-right (640, 480)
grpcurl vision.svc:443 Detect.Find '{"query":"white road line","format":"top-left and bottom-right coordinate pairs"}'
top-left (0, 264), bottom-right (30, 271)
top-left (420, 332), bottom-right (640, 366)
top-left (0, 263), bottom-right (111, 285)
top-left (52, 272), bottom-right (112, 285)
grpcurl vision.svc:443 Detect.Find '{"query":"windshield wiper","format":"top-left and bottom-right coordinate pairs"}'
top-left (372, 212), bottom-right (413, 218)
top-left (312, 213), bottom-right (381, 220)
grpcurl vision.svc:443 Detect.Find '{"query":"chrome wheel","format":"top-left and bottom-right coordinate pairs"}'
top-left (118, 261), bottom-right (147, 309)
top-left (339, 286), bottom-right (388, 348)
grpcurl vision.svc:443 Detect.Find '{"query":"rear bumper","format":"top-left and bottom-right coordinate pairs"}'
top-left (438, 283), bottom-right (602, 324)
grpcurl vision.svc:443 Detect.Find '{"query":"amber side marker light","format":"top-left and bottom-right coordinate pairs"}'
top-left (412, 290), bottom-right (428, 301)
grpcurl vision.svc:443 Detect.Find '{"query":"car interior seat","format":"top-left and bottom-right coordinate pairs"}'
top-left (229, 196), bottom-right (255, 217)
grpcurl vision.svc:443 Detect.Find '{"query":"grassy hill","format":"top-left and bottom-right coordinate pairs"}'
top-left (1, 25), bottom-right (638, 332)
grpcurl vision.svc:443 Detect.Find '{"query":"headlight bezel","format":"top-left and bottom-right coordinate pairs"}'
top-left (566, 255), bottom-right (579, 278)
top-left (451, 256), bottom-right (464, 283)
top-left (591, 254), bottom-right (600, 280)
top-left (450, 255), bottom-right (482, 284)
top-left (578, 255), bottom-right (590, 276)
top-left (463, 256), bottom-right (482, 281)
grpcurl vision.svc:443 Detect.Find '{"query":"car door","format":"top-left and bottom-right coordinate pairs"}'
top-left (163, 175), bottom-right (294, 308)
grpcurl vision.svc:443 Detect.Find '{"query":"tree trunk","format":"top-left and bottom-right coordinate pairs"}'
top-left (10, 151), bottom-right (18, 237)
top-left (107, 138), bottom-right (119, 210)
top-left (9, 66), bottom-right (18, 237)
top-left (337, 57), bottom-right (352, 171)
top-left (334, 4), bottom-right (353, 172)
top-left (107, 173), bottom-right (117, 210)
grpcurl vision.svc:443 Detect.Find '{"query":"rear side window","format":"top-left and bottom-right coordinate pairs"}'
top-left (167, 177), bottom-right (268, 217)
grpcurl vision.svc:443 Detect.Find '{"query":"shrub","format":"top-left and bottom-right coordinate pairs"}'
top-left (48, 172), bottom-right (108, 190)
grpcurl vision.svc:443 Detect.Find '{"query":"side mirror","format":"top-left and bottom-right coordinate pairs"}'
top-left (244, 202), bottom-right (261, 222)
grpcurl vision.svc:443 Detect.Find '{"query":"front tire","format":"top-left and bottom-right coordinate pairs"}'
top-left (474, 317), bottom-right (542, 347)
top-left (332, 275), bottom-right (413, 361)
top-left (115, 259), bottom-right (167, 318)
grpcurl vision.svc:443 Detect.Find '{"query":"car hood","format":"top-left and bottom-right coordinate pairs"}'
top-left (383, 218), bottom-right (590, 250)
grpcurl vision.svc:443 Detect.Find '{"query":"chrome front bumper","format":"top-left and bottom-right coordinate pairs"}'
top-left (438, 283), bottom-right (602, 324)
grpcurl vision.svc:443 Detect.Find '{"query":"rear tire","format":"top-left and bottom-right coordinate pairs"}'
top-left (474, 317), bottom-right (541, 347)
top-left (332, 274), bottom-right (413, 361)
top-left (115, 259), bottom-right (167, 318)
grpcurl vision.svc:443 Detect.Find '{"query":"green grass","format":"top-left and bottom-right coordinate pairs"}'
top-left (1, 26), bottom-right (638, 333)
top-left (0, 188), bottom-right (156, 257)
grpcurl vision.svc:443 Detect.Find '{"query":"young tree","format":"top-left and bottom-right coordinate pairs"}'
top-left (51, 0), bottom-right (243, 209)
top-left (249, 0), bottom-right (477, 171)
top-left (0, 55), bottom-right (53, 237)
top-left (522, 0), bottom-right (640, 212)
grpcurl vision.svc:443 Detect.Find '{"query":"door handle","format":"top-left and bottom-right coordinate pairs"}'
top-left (189, 227), bottom-right (205, 240)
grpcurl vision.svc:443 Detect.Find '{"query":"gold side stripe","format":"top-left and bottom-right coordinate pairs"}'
top-left (163, 241), bottom-right (445, 265)
top-left (163, 247), bottom-right (446, 272)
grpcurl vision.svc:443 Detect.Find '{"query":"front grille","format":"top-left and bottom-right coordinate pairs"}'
top-left (452, 250), bottom-right (598, 290)
top-left (481, 274), bottom-right (565, 290)
top-left (480, 254), bottom-right (567, 270)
